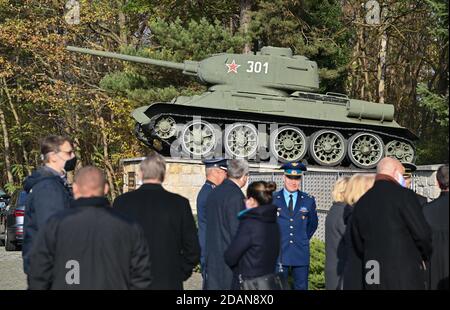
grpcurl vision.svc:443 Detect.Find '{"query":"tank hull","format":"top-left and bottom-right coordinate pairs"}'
top-left (133, 92), bottom-right (417, 168)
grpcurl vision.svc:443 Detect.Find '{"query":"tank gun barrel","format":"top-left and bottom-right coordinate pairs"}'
top-left (66, 46), bottom-right (198, 75)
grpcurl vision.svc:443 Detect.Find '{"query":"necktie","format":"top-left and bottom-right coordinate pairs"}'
top-left (288, 194), bottom-right (294, 214)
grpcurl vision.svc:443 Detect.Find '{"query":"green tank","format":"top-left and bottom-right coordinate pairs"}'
top-left (67, 45), bottom-right (417, 168)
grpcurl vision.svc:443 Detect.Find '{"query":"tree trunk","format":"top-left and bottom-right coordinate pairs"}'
top-left (240, 0), bottom-right (253, 54)
top-left (117, 0), bottom-right (128, 45)
top-left (99, 115), bottom-right (117, 199)
top-left (0, 101), bottom-right (14, 184)
top-left (377, 7), bottom-right (388, 104)
top-left (1, 78), bottom-right (32, 175)
top-left (358, 28), bottom-right (372, 101)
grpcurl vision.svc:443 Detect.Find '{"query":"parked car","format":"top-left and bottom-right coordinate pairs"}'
top-left (0, 190), bottom-right (27, 251)
top-left (0, 189), bottom-right (11, 248)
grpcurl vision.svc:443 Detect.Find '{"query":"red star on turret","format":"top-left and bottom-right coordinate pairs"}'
top-left (226, 60), bottom-right (240, 73)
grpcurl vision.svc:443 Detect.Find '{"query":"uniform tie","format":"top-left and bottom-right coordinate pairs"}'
top-left (288, 194), bottom-right (294, 214)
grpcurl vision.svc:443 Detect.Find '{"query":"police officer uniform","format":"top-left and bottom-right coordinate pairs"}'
top-left (196, 158), bottom-right (228, 284)
top-left (273, 162), bottom-right (318, 290)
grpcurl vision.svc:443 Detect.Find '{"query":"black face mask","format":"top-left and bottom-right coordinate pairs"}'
top-left (64, 156), bottom-right (77, 172)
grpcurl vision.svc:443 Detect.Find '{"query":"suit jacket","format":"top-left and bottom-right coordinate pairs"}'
top-left (351, 176), bottom-right (432, 289)
top-left (273, 189), bottom-right (318, 266)
top-left (196, 180), bottom-right (216, 269)
top-left (204, 179), bottom-right (245, 290)
top-left (113, 183), bottom-right (200, 290)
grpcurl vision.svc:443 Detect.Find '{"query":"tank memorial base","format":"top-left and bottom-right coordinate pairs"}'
top-left (122, 157), bottom-right (443, 242)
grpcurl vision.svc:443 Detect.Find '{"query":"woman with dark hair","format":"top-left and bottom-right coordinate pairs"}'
top-left (224, 181), bottom-right (281, 290)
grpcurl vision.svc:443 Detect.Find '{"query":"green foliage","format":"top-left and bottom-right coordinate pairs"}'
top-left (148, 18), bottom-right (246, 60)
top-left (249, 0), bottom-right (352, 92)
top-left (309, 238), bottom-right (325, 290)
top-left (417, 84), bottom-right (449, 127)
top-left (415, 83), bottom-right (449, 164)
top-left (100, 71), bottom-right (149, 95)
top-left (3, 182), bottom-right (20, 195)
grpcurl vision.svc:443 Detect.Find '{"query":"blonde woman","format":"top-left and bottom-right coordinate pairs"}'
top-left (325, 176), bottom-right (350, 290)
top-left (341, 173), bottom-right (375, 290)
top-left (343, 174), bottom-right (376, 207)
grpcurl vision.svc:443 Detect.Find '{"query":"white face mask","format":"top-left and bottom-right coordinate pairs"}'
top-left (396, 172), bottom-right (407, 187)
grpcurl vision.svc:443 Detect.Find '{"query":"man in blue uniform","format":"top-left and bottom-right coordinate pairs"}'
top-left (273, 162), bottom-right (318, 290)
top-left (196, 158), bottom-right (228, 286)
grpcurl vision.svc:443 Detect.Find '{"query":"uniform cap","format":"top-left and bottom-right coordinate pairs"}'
top-left (280, 162), bottom-right (307, 178)
top-left (202, 158), bottom-right (228, 171)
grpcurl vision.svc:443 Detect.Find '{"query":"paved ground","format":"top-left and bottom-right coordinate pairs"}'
top-left (0, 246), bottom-right (27, 290)
top-left (0, 246), bottom-right (202, 290)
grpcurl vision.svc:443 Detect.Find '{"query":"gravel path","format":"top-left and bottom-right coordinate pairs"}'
top-left (0, 246), bottom-right (202, 290)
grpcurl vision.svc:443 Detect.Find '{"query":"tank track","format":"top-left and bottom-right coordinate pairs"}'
top-left (135, 104), bottom-right (416, 168)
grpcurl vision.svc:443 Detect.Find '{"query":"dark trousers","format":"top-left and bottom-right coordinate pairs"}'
top-left (280, 265), bottom-right (309, 290)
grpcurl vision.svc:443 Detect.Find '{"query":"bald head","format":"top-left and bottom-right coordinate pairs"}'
top-left (73, 166), bottom-right (109, 199)
top-left (377, 157), bottom-right (405, 179)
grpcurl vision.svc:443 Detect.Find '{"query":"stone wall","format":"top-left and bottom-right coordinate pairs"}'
top-left (122, 158), bottom-right (206, 214)
top-left (122, 158), bottom-right (446, 216)
top-left (413, 164), bottom-right (444, 201)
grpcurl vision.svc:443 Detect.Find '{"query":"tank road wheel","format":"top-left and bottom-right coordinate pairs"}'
top-left (348, 132), bottom-right (384, 169)
top-left (225, 123), bottom-right (259, 158)
top-left (270, 126), bottom-right (307, 162)
top-left (154, 116), bottom-right (177, 139)
top-left (181, 120), bottom-right (217, 157)
top-left (309, 130), bottom-right (346, 166)
top-left (385, 140), bottom-right (415, 163)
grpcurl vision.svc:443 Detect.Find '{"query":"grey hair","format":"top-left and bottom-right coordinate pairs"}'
top-left (227, 159), bottom-right (249, 179)
top-left (140, 153), bottom-right (166, 182)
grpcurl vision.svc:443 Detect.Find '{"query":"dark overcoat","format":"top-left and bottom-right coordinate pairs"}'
top-left (423, 192), bottom-right (449, 290)
top-left (224, 204), bottom-right (280, 289)
top-left (28, 197), bottom-right (152, 290)
top-left (113, 183), bottom-right (200, 290)
top-left (325, 201), bottom-right (347, 290)
top-left (350, 176), bottom-right (432, 290)
top-left (204, 179), bottom-right (245, 290)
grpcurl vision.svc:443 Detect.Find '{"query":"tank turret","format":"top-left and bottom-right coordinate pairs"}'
top-left (67, 46), bottom-right (319, 95)
top-left (67, 45), bottom-right (417, 168)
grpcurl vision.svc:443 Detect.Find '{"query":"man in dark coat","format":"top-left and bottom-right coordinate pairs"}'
top-left (28, 166), bottom-right (152, 289)
top-left (196, 158), bottom-right (227, 285)
top-left (113, 153), bottom-right (200, 290)
top-left (423, 164), bottom-right (449, 290)
top-left (23, 135), bottom-right (76, 276)
top-left (204, 159), bottom-right (248, 290)
top-left (351, 157), bottom-right (432, 290)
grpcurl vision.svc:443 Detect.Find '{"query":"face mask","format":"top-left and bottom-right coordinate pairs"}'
top-left (64, 156), bottom-right (77, 172)
top-left (396, 172), bottom-right (407, 187)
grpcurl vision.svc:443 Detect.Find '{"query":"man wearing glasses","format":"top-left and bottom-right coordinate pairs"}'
top-left (273, 162), bottom-right (318, 290)
top-left (22, 135), bottom-right (77, 283)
